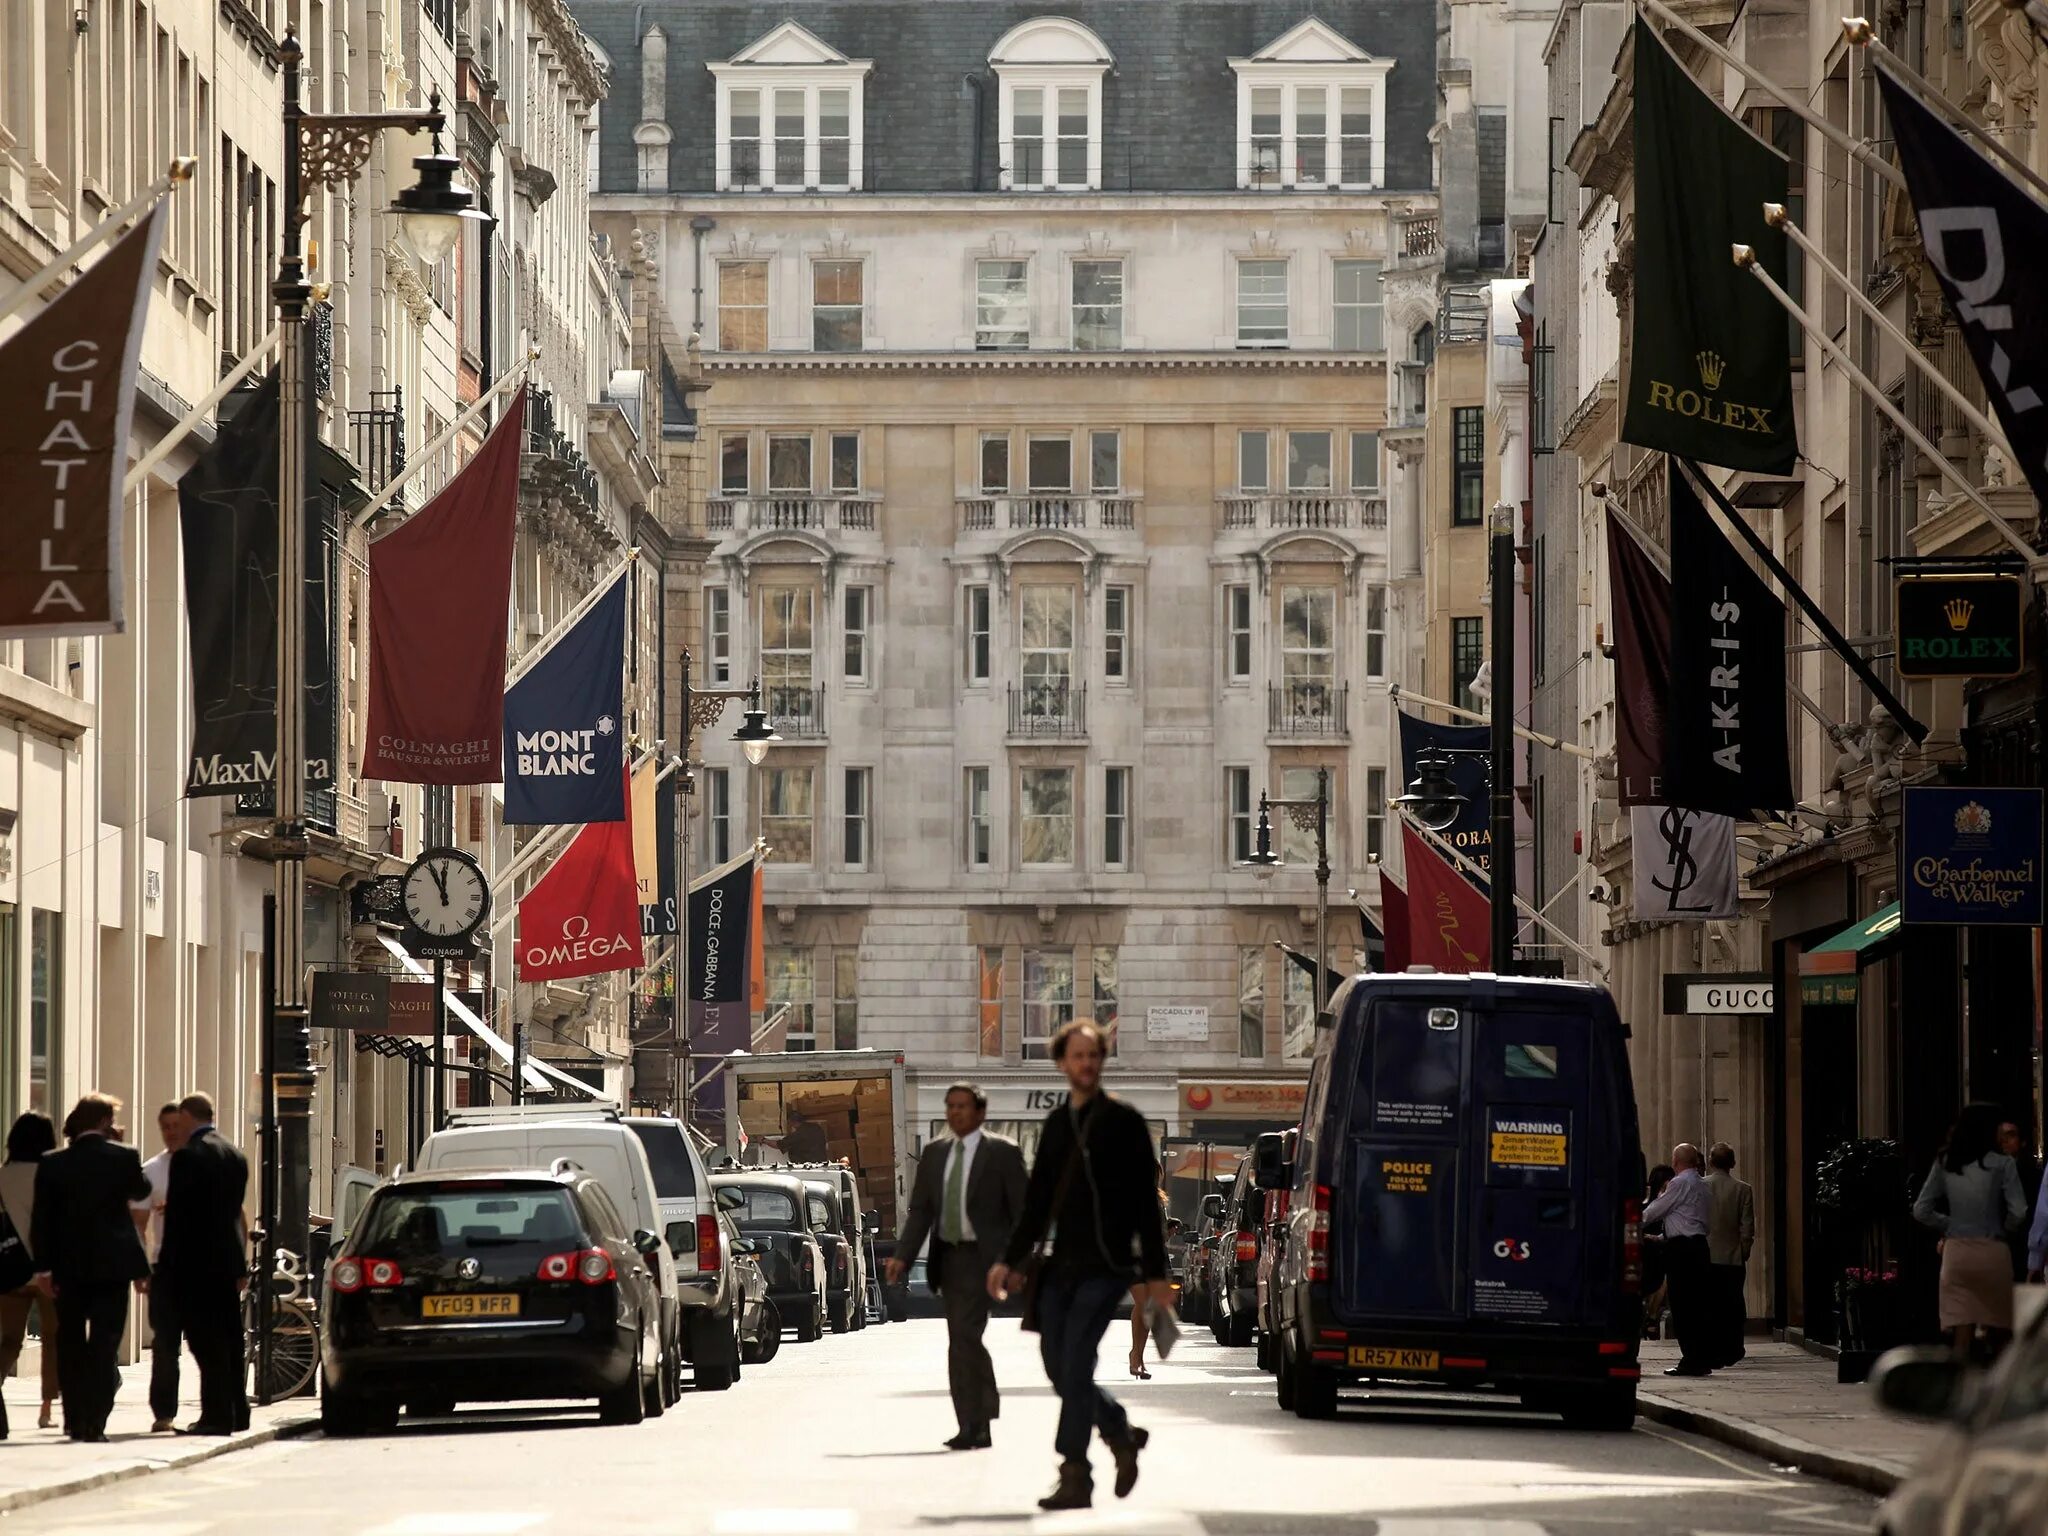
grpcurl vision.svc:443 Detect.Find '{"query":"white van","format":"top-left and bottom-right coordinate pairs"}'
top-left (417, 1104), bottom-right (686, 1404)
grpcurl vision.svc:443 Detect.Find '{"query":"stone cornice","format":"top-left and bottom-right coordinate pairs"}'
top-left (706, 351), bottom-right (1389, 376)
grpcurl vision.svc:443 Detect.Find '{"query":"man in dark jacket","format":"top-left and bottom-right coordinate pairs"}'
top-left (888, 1082), bottom-right (1028, 1450)
top-left (991, 1020), bottom-right (1172, 1511)
top-left (157, 1092), bottom-right (249, 1434)
top-left (30, 1093), bottom-right (151, 1441)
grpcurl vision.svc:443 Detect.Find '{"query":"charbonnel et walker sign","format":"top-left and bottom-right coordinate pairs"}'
top-left (1901, 786), bottom-right (2044, 927)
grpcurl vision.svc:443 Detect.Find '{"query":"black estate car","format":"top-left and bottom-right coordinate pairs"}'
top-left (711, 1172), bottom-right (828, 1343)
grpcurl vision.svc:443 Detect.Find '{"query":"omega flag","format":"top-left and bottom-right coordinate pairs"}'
top-left (517, 773), bottom-right (644, 983)
top-left (686, 849), bottom-right (757, 1005)
top-left (360, 387), bottom-right (524, 783)
top-left (0, 202), bottom-right (164, 637)
top-left (1401, 821), bottom-right (1491, 974)
top-left (1877, 69), bottom-right (2048, 511)
top-left (502, 570), bottom-right (628, 825)
top-left (1621, 25), bottom-right (1796, 473)
top-left (1667, 465), bottom-right (1793, 817)
top-left (1606, 513), bottom-right (1673, 807)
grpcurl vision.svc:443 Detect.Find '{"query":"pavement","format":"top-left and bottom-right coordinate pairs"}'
top-left (7, 1317), bottom-right (1885, 1534)
top-left (0, 1352), bottom-right (318, 1512)
top-left (1637, 1338), bottom-right (1934, 1497)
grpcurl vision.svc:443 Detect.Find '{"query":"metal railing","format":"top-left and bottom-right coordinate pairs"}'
top-left (1008, 681), bottom-right (1086, 737)
top-left (1268, 680), bottom-right (1349, 736)
top-left (348, 388), bottom-right (405, 505)
top-left (957, 496), bottom-right (1139, 532)
top-left (766, 684), bottom-right (827, 738)
top-left (705, 496), bottom-right (880, 535)
top-left (235, 783), bottom-right (340, 836)
top-left (1400, 214), bottom-right (1443, 260)
top-left (1219, 495), bottom-right (1386, 531)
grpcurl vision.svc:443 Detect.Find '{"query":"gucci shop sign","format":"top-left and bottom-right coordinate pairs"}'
top-left (1661, 973), bottom-right (1774, 1016)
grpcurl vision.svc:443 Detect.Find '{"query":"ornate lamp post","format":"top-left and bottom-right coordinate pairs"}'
top-left (1247, 768), bottom-right (1333, 1015)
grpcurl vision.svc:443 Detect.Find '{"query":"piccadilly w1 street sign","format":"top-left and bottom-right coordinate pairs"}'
top-left (1894, 573), bottom-right (2025, 679)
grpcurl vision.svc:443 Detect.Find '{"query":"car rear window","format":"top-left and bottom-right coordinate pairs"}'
top-left (358, 1187), bottom-right (583, 1257)
top-left (627, 1122), bottom-right (701, 1198)
top-left (721, 1186), bottom-right (798, 1226)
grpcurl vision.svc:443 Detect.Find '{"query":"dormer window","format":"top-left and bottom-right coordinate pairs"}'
top-left (990, 18), bottom-right (1113, 191)
top-left (1230, 19), bottom-right (1393, 191)
top-left (710, 22), bottom-right (871, 191)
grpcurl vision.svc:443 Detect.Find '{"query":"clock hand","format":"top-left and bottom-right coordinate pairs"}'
top-left (430, 860), bottom-right (450, 904)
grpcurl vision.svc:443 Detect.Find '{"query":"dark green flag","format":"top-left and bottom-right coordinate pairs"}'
top-left (1621, 25), bottom-right (1797, 473)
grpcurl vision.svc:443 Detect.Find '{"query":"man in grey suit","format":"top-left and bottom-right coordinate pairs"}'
top-left (886, 1081), bottom-right (1027, 1450)
top-left (1704, 1142), bottom-right (1756, 1368)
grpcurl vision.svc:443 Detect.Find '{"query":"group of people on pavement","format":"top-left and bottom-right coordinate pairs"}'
top-left (0, 1091), bottom-right (250, 1441)
top-left (889, 1017), bottom-right (1172, 1512)
top-left (1642, 1141), bottom-right (1755, 1377)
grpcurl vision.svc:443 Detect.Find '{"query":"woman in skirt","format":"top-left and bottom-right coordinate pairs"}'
top-left (1914, 1102), bottom-right (2028, 1357)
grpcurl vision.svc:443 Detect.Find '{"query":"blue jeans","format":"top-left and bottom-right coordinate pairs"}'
top-left (1035, 1269), bottom-right (1132, 1464)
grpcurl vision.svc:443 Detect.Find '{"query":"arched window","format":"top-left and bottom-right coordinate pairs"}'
top-left (988, 18), bottom-right (1113, 192)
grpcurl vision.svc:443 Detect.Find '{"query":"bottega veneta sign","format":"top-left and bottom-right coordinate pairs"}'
top-left (1894, 574), bottom-right (2025, 679)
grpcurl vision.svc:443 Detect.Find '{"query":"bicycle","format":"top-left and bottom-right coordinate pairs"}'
top-left (244, 1248), bottom-right (321, 1402)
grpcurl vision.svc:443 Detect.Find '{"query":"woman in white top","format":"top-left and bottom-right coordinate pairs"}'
top-left (0, 1112), bottom-right (61, 1435)
top-left (1914, 1102), bottom-right (2028, 1357)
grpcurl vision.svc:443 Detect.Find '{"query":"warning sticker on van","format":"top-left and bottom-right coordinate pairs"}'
top-left (1488, 1114), bottom-right (1568, 1168)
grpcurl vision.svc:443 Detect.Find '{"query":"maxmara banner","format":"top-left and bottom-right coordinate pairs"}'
top-left (1901, 786), bottom-right (2044, 927)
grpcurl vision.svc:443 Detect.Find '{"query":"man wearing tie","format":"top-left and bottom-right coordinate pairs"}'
top-left (157, 1093), bottom-right (250, 1434)
top-left (886, 1082), bottom-right (1027, 1450)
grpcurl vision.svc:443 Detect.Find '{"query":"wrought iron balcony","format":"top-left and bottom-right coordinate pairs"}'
top-left (1268, 680), bottom-right (1348, 737)
top-left (1009, 681), bottom-right (1087, 737)
top-left (348, 387), bottom-right (406, 508)
top-left (766, 684), bottom-right (827, 738)
top-left (233, 782), bottom-right (341, 836)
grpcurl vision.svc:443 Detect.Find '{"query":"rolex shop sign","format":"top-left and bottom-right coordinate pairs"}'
top-left (1894, 574), bottom-right (2025, 679)
top-left (1902, 786), bottom-right (2044, 927)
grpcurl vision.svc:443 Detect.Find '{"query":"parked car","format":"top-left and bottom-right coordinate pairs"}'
top-left (419, 1106), bottom-right (689, 1406)
top-left (1261, 973), bottom-right (1646, 1429)
top-left (1254, 1130), bottom-right (1297, 1372)
top-left (1208, 1154), bottom-right (1263, 1347)
top-left (711, 1172), bottom-right (828, 1342)
top-left (1869, 1304), bottom-right (2048, 1536)
top-left (792, 1163), bottom-right (872, 1331)
top-left (624, 1115), bottom-right (742, 1390)
top-left (727, 1211), bottom-right (781, 1366)
top-left (319, 1167), bottom-right (666, 1434)
top-left (1180, 1179), bottom-right (1234, 1326)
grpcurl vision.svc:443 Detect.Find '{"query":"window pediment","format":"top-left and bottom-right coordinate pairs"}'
top-left (1238, 17), bottom-right (1375, 65)
top-left (710, 28), bottom-right (871, 191)
top-left (1230, 23), bottom-right (1393, 192)
top-left (728, 20), bottom-right (862, 69)
top-left (989, 17), bottom-right (1114, 67)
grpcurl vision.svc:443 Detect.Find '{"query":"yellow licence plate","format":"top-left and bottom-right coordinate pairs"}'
top-left (421, 1293), bottom-right (519, 1319)
top-left (1348, 1346), bottom-right (1439, 1372)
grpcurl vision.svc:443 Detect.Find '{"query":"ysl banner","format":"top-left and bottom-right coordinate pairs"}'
top-left (1630, 806), bottom-right (1739, 921)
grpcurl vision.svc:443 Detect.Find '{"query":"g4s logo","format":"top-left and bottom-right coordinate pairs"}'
top-left (1492, 1238), bottom-right (1532, 1262)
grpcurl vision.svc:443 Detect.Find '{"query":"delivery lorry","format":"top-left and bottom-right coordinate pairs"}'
top-left (719, 1049), bottom-right (911, 1238)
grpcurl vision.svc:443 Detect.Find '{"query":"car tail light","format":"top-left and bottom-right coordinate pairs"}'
top-left (1307, 1184), bottom-right (1332, 1283)
top-left (1621, 1197), bottom-right (1642, 1293)
top-left (696, 1214), bottom-right (718, 1269)
top-left (330, 1258), bottom-right (364, 1293)
top-left (363, 1258), bottom-right (404, 1289)
top-left (538, 1251), bottom-right (577, 1282)
top-left (1235, 1231), bottom-right (1259, 1262)
top-left (577, 1249), bottom-right (616, 1285)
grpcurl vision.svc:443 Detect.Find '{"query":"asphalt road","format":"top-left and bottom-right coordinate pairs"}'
top-left (13, 1318), bottom-right (1878, 1535)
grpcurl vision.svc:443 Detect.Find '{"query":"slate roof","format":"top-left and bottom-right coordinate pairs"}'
top-left (572, 2), bottom-right (1440, 196)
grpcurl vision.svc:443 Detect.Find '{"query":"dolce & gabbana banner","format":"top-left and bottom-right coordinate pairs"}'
top-left (1900, 786), bottom-right (2044, 927)
top-left (0, 203), bottom-right (164, 637)
top-left (1622, 24), bottom-right (1797, 473)
top-left (502, 569), bottom-right (627, 825)
top-left (686, 849), bottom-right (758, 1006)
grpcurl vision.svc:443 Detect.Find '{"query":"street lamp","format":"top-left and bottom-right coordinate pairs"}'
top-left (1394, 749), bottom-right (1467, 832)
top-left (263, 32), bottom-right (480, 1282)
top-left (674, 653), bottom-right (779, 1116)
top-left (1248, 771), bottom-right (1333, 1016)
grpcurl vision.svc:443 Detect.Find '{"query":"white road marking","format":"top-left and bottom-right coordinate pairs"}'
top-left (1638, 1425), bottom-right (1791, 1483)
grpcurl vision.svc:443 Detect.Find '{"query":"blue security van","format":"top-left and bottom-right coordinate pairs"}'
top-left (1257, 971), bottom-right (1645, 1428)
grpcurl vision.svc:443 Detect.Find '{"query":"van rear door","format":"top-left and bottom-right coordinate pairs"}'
top-left (1333, 997), bottom-right (1470, 1322)
top-left (1467, 1007), bottom-right (1598, 1329)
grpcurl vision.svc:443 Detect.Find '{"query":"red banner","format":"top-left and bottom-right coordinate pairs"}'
top-left (1380, 875), bottom-right (1411, 974)
top-left (1401, 822), bottom-right (1491, 974)
top-left (360, 388), bottom-right (525, 783)
top-left (517, 774), bottom-right (645, 983)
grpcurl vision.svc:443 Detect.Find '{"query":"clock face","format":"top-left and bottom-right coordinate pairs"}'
top-left (403, 851), bottom-right (489, 941)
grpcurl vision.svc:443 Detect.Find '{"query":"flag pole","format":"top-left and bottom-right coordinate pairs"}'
top-left (353, 351), bottom-right (537, 528)
top-left (489, 751), bottom-right (675, 924)
top-left (1389, 683), bottom-right (1598, 761)
top-left (122, 327), bottom-right (282, 495)
top-left (1393, 807), bottom-right (1610, 977)
top-left (1766, 205), bottom-right (2015, 457)
top-left (1636, 0), bottom-right (1906, 192)
top-left (1845, 20), bottom-right (2048, 205)
top-left (0, 158), bottom-right (197, 330)
top-left (1733, 244), bottom-right (2046, 571)
top-left (505, 550), bottom-right (640, 687)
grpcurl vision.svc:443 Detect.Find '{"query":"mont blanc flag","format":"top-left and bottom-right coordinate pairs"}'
top-left (517, 778), bottom-right (644, 983)
top-left (1622, 25), bottom-right (1796, 473)
top-left (1878, 69), bottom-right (2048, 510)
top-left (0, 202), bottom-right (164, 636)
top-left (1607, 513), bottom-right (1673, 807)
top-left (502, 572), bottom-right (628, 825)
top-left (1631, 806), bottom-right (1739, 921)
top-left (1667, 466), bottom-right (1793, 817)
top-left (1401, 822), bottom-right (1491, 974)
top-left (360, 387), bottom-right (524, 783)
top-left (686, 849), bottom-right (757, 1005)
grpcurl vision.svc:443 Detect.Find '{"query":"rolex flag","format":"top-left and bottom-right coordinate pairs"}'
top-left (360, 388), bottom-right (524, 784)
top-left (502, 571), bottom-right (628, 825)
top-left (1621, 25), bottom-right (1797, 473)
top-left (0, 202), bottom-right (164, 636)
top-left (517, 771), bottom-right (644, 983)
top-left (1877, 68), bottom-right (2048, 510)
top-left (1401, 821), bottom-right (1491, 974)
top-left (1607, 512), bottom-right (1674, 807)
top-left (1666, 465), bottom-right (1793, 816)
top-left (1630, 806), bottom-right (1739, 921)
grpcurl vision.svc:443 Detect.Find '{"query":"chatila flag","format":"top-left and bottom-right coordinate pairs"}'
top-left (1397, 709), bottom-right (1491, 885)
top-left (1606, 512), bottom-right (1674, 808)
top-left (1401, 821), bottom-right (1491, 974)
top-left (360, 387), bottom-right (524, 784)
top-left (503, 571), bottom-right (628, 825)
top-left (1877, 68), bottom-right (2048, 511)
top-left (1666, 465), bottom-right (1793, 817)
top-left (1621, 24), bottom-right (1796, 473)
top-left (517, 772), bottom-right (644, 983)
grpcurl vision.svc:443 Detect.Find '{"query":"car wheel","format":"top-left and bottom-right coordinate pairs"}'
top-left (1227, 1309), bottom-right (1256, 1348)
top-left (405, 1393), bottom-right (456, 1420)
top-left (643, 1362), bottom-right (667, 1417)
top-left (1256, 1333), bottom-right (1275, 1372)
top-left (1275, 1336), bottom-right (1298, 1410)
top-left (321, 1382), bottom-right (369, 1438)
top-left (1560, 1383), bottom-right (1637, 1431)
top-left (599, 1328), bottom-right (649, 1426)
top-left (744, 1302), bottom-right (782, 1364)
top-left (796, 1298), bottom-right (823, 1343)
top-left (1291, 1346), bottom-right (1339, 1421)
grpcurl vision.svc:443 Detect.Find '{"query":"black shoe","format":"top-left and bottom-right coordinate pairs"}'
top-left (177, 1420), bottom-right (233, 1436)
top-left (1037, 1461), bottom-right (1093, 1511)
top-left (1664, 1363), bottom-right (1713, 1377)
top-left (944, 1424), bottom-right (991, 1450)
top-left (1106, 1425), bottom-right (1148, 1498)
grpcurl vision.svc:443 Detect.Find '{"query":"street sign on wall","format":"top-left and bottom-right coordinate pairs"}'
top-left (1147, 1005), bottom-right (1210, 1042)
top-left (1894, 574), bottom-right (2026, 679)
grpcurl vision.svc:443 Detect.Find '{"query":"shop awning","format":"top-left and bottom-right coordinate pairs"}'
top-left (1797, 903), bottom-right (1904, 1006)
